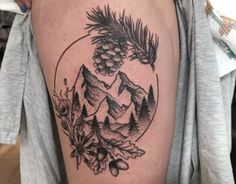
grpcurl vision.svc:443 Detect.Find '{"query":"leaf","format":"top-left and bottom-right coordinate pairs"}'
top-left (90, 155), bottom-right (108, 175)
top-left (104, 139), bottom-right (145, 160)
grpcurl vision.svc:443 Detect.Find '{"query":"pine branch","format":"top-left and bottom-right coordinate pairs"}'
top-left (86, 5), bottom-right (159, 70)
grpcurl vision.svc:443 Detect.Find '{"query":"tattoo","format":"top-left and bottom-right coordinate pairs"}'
top-left (86, 5), bottom-right (159, 73)
top-left (53, 5), bottom-right (159, 177)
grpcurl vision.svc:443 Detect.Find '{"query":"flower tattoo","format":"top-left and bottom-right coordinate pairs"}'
top-left (53, 5), bottom-right (159, 176)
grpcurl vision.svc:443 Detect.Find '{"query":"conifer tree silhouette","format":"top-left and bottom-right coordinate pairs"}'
top-left (147, 85), bottom-right (155, 106)
top-left (81, 104), bottom-right (88, 117)
top-left (103, 116), bottom-right (111, 129)
top-left (91, 115), bottom-right (100, 133)
top-left (73, 92), bottom-right (81, 111)
top-left (128, 112), bottom-right (139, 135)
top-left (138, 97), bottom-right (150, 122)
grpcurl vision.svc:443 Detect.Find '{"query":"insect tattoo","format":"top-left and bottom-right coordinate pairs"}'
top-left (53, 5), bottom-right (159, 177)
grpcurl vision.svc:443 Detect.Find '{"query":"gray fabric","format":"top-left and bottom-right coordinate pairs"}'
top-left (220, 71), bottom-right (236, 149)
top-left (0, 14), bottom-right (67, 183)
top-left (0, 0), bottom-right (235, 184)
top-left (0, 11), bottom-right (15, 63)
top-left (167, 0), bottom-right (235, 184)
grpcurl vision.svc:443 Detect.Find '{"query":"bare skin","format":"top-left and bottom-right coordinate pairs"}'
top-left (17, 0), bottom-right (180, 183)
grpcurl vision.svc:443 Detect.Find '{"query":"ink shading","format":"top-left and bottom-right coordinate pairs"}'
top-left (86, 5), bottom-right (159, 75)
top-left (53, 5), bottom-right (159, 177)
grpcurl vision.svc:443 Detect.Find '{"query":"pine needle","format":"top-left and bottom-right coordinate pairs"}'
top-left (86, 5), bottom-right (159, 70)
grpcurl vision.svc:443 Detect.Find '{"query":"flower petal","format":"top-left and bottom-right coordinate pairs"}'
top-left (84, 138), bottom-right (95, 148)
top-left (76, 155), bottom-right (81, 170)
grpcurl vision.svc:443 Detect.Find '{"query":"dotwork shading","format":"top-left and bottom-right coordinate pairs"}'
top-left (53, 5), bottom-right (159, 177)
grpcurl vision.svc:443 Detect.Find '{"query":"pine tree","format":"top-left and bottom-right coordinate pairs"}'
top-left (138, 97), bottom-right (150, 122)
top-left (91, 115), bottom-right (100, 133)
top-left (80, 105), bottom-right (88, 132)
top-left (128, 112), bottom-right (139, 135)
top-left (103, 116), bottom-right (111, 129)
top-left (147, 85), bottom-right (155, 106)
top-left (73, 92), bottom-right (81, 111)
top-left (81, 104), bottom-right (88, 117)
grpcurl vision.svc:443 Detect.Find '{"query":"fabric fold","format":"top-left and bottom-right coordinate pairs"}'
top-left (0, 15), bottom-right (29, 144)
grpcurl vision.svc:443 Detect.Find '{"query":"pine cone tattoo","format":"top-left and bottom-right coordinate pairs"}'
top-left (86, 5), bottom-right (159, 76)
top-left (93, 36), bottom-right (128, 76)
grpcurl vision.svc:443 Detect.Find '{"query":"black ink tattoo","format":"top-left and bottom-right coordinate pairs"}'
top-left (53, 5), bottom-right (159, 177)
top-left (86, 5), bottom-right (159, 75)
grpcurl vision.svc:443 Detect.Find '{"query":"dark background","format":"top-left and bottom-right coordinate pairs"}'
top-left (0, 11), bottom-right (15, 65)
top-left (232, 89), bottom-right (236, 179)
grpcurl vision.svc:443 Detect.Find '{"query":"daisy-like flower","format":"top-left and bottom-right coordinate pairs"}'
top-left (70, 132), bottom-right (95, 169)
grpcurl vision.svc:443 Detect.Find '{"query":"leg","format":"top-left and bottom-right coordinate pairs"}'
top-left (31, 1), bottom-right (179, 183)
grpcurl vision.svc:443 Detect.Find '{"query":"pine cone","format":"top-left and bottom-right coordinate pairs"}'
top-left (93, 37), bottom-right (128, 76)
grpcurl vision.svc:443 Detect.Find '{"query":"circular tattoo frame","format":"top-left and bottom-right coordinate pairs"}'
top-left (52, 5), bottom-right (159, 177)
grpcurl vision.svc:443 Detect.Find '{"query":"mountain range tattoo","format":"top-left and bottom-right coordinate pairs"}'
top-left (53, 5), bottom-right (159, 177)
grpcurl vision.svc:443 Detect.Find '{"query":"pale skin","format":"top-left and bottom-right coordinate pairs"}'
top-left (16, 0), bottom-right (180, 183)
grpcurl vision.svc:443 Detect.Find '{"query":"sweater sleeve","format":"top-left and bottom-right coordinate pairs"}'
top-left (0, 14), bottom-right (29, 144)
